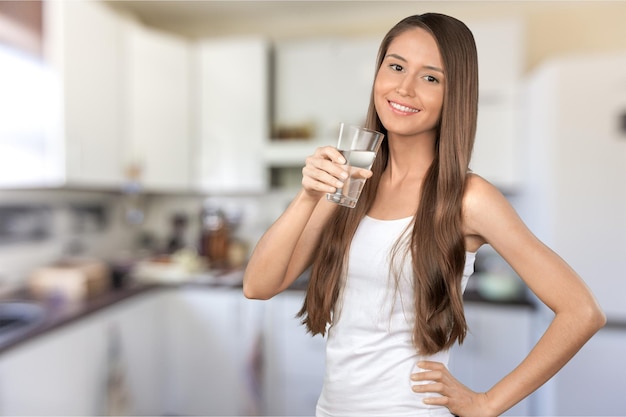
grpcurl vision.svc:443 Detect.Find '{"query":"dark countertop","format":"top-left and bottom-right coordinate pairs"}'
top-left (0, 273), bottom-right (535, 356)
top-left (0, 283), bottom-right (161, 355)
top-left (0, 268), bottom-right (246, 356)
top-left (463, 289), bottom-right (535, 308)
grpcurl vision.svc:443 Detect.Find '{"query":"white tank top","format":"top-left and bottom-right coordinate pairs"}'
top-left (316, 215), bottom-right (476, 417)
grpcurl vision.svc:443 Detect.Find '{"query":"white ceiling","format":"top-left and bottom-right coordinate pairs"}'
top-left (104, 1), bottom-right (573, 40)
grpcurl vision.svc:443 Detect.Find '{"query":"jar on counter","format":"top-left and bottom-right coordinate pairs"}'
top-left (199, 207), bottom-right (230, 268)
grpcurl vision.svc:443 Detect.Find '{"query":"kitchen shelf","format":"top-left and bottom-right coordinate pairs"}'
top-left (264, 138), bottom-right (331, 167)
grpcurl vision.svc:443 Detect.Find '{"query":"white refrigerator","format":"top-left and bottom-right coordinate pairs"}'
top-left (520, 52), bottom-right (626, 415)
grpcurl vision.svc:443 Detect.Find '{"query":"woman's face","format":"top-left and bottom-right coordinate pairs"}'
top-left (374, 27), bottom-right (445, 140)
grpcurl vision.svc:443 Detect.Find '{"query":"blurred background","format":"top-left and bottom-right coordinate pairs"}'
top-left (0, 1), bottom-right (625, 416)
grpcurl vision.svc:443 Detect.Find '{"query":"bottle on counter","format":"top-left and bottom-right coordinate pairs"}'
top-left (165, 213), bottom-right (189, 254)
top-left (199, 207), bottom-right (230, 268)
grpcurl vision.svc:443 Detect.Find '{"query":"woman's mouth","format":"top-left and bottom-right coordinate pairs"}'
top-left (388, 100), bottom-right (420, 114)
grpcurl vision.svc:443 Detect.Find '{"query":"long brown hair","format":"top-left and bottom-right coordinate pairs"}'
top-left (298, 13), bottom-right (479, 355)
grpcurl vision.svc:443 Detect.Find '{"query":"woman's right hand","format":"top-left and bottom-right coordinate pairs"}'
top-left (301, 146), bottom-right (372, 200)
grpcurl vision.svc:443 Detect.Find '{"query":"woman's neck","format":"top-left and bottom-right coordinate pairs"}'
top-left (385, 133), bottom-right (435, 184)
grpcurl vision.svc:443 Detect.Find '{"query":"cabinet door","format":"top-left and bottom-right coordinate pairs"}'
top-left (45, 0), bottom-right (125, 187)
top-left (0, 291), bottom-right (166, 416)
top-left (103, 290), bottom-right (167, 415)
top-left (262, 291), bottom-right (326, 416)
top-left (196, 38), bottom-right (269, 193)
top-left (0, 312), bottom-right (107, 415)
top-left (449, 303), bottom-right (536, 416)
top-left (470, 92), bottom-right (521, 190)
top-left (163, 287), bottom-right (245, 415)
top-left (466, 19), bottom-right (525, 190)
top-left (125, 22), bottom-right (192, 192)
top-left (273, 37), bottom-right (378, 141)
top-left (470, 19), bottom-right (524, 96)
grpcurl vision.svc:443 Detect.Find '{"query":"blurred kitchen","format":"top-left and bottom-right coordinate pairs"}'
top-left (0, 0), bottom-right (625, 415)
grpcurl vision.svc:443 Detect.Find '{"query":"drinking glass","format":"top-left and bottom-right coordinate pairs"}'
top-left (326, 123), bottom-right (384, 208)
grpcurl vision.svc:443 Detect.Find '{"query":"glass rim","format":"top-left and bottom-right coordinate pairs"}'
top-left (340, 122), bottom-right (384, 138)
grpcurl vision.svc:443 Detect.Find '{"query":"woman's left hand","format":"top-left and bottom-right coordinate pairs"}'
top-left (411, 361), bottom-right (494, 417)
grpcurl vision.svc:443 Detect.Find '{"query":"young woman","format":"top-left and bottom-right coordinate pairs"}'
top-left (244, 13), bottom-right (605, 417)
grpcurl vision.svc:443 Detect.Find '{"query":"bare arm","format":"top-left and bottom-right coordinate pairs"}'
top-left (243, 145), bottom-right (360, 300)
top-left (467, 175), bottom-right (605, 415)
top-left (414, 175), bottom-right (606, 417)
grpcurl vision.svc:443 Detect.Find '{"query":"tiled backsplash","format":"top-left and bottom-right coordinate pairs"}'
top-left (0, 205), bottom-right (52, 245)
top-left (0, 190), bottom-right (138, 291)
top-left (0, 187), bottom-right (298, 291)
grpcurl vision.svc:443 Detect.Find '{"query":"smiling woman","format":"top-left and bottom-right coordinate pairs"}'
top-left (374, 28), bottom-right (446, 140)
top-left (244, 12), bottom-right (605, 417)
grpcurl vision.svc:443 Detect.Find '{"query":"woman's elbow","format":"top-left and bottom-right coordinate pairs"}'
top-left (242, 277), bottom-right (275, 300)
top-left (590, 304), bottom-right (607, 331)
top-left (243, 286), bottom-right (271, 300)
top-left (581, 300), bottom-right (607, 334)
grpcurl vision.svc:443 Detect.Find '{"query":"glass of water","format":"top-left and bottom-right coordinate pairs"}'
top-left (326, 123), bottom-right (384, 208)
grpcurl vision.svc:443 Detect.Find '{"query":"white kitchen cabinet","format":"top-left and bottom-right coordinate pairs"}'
top-left (449, 302), bottom-right (537, 416)
top-left (273, 37), bottom-right (379, 141)
top-left (4, 0), bottom-right (192, 191)
top-left (0, 290), bottom-right (166, 415)
top-left (470, 91), bottom-right (521, 190)
top-left (470, 19), bottom-right (524, 96)
top-left (468, 18), bottom-right (525, 190)
top-left (104, 290), bottom-right (167, 415)
top-left (0, 310), bottom-right (107, 415)
top-left (266, 37), bottom-right (379, 174)
top-left (196, 38), bottom-right (270, 193)
top-left (124, 22), bottom-right (192, 192)
top-left (162, 287), bottom-right (247, 416)
top-left (262, 291), bottom-right (326, 416)
top-left (41, 0), bottom-right (126, 188)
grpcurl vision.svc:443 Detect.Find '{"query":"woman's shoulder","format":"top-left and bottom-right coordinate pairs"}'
top-left (463, 172), bottom-right (514, 215)
top-left (462, 173), bottom-right (515, 247)
top-left (463, 172), bottom-right (502, 204)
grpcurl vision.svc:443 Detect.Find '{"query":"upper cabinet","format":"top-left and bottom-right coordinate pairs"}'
top-left (195, 37), bottom-right (270, 194)
top-left (44, 0), bottom-right (126, 188)
top-left (1, 5), bottom-right (524, 193)
top-left (266, 37), bottom-right (380, 172)
top-left (470, 19), bottom-right (525, 190)
top-left (124, 22), bottom-right (192, 192)
top-left (272, 37), bottom-right (379, 142)
top-left (1, 0), bottom-right (193, 191)
top-left (472, 19), bottom-right (524, 95)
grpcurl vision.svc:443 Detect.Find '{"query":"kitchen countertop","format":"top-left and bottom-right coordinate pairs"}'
top-left (0, 269), bottom-right (536, 356)
top-left (0, 268), bottom-right (245, 356)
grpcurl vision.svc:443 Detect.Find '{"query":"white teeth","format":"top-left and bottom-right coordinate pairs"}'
top-left (390, 101), bottom-right (419, 113)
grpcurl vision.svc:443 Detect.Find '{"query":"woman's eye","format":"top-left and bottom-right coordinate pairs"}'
top-left (424, 75), bottom-right (439, 83)
top-left (389, 63), bottom-right (403, 72)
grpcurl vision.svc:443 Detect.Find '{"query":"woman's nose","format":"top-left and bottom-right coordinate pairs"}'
top-left (396, 75), bottom-right (416, 97)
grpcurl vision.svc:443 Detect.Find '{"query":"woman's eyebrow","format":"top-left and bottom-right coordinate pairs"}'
top-left (385, 53), bottom-right (444, 74)
top-left (385, 53), bottom-right (407, 62)
top-left (424, 65), bottom-right (444, 74)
